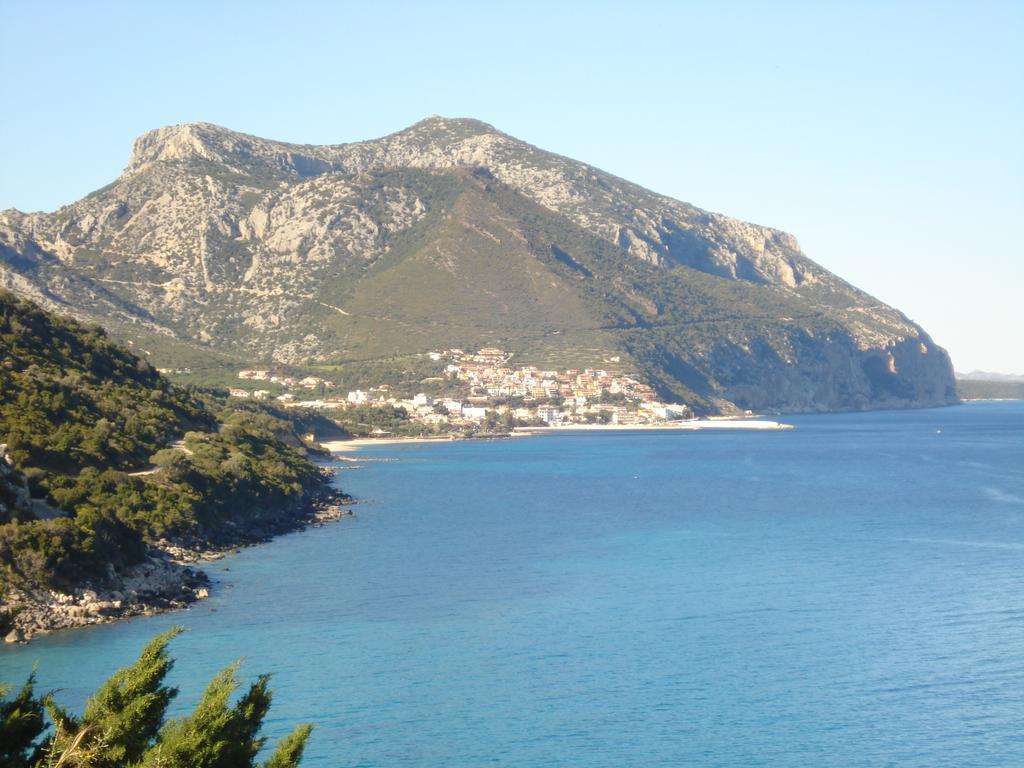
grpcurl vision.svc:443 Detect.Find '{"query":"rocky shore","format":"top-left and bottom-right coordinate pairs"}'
top-left (2, 471), bottom-right (353, 644)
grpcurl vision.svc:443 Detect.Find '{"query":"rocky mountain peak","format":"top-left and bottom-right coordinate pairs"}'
top-left (128, 122), bottom-right (235, 170)
top-left (126, 122), bottom-right (347, 180)
top-left (125, 117), bottom-right (506, 180)
top-left (394, 115), bottom-right (502, 141)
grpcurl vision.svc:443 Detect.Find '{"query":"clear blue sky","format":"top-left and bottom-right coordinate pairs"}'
top-left (2, 1), bottom-right (1021, 372)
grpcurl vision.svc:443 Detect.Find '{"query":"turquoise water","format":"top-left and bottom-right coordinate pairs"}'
top-left (3, 402), bottom-right (1024, 766)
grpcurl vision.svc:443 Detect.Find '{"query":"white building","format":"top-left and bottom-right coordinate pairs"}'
top-left (412, 393), bottom-right (433, 406)
top-left (347, 390), bottom-right (369, 404)
top-left (537, 407), bottom-right (561, 424)
top-left (640, 402), bottom-right (691, 420)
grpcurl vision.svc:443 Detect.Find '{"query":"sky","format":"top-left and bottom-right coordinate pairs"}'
top-left (1, 1), bottom-right (1021, 373)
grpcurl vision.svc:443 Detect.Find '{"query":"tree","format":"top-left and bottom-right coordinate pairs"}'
top-left (0, 628), bottom-right (314, 768)
top-left (47, 627), bottom-right (182, 767)
top-left (151, 449), bottom-right (192, 483)
top-left (139, 665), bottom-right (274, 768)
top-left (0, 672), bottom-right (46, 768)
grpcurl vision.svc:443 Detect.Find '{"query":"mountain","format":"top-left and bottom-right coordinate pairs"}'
top-left (957, 370), bottom-right (1024, 382)
top-left (0, 117), bottom-right (956, 413)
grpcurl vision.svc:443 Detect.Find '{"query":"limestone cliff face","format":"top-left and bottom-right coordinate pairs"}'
top-left (0, 117), bottom-right (956, 412)
top-left (706, 329), bottom-right (956, 413)
top-left (122, 119), bottom-right (821, 284)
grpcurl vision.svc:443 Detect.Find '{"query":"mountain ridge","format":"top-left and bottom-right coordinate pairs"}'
top-left (118, 117), bottom-right (815, 284)
top-left (0, 117), bottom-right (956, 413)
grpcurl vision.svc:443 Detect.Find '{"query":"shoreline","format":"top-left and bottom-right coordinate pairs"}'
top-left (3, 474), bottom-right (354, 644)
top-left (320, 436), bottom-right (468, 452)
top-left (515, 418), bottom-right (795, 433)
top-left (4, 418), bottom-right (797, 643)
top-left (319, 418), bottom-right (796, 454)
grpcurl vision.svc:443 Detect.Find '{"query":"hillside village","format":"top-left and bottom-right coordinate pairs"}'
top-left (222, 348), bottom-right (693, 432)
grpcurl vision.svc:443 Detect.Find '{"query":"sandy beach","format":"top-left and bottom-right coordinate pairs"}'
top-left (319, 419), bottom-right (795, 454)
top-left (516, 419), bottom-right (794, 433)
top-left (319, 436), bottom-right (468, 453)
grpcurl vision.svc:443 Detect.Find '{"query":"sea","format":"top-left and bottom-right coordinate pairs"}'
top-left (3, 401), bottom-right (1023, 767)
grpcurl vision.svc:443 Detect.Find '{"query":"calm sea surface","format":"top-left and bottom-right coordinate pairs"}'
top-left (3, 402), bottom-right (1024, 767)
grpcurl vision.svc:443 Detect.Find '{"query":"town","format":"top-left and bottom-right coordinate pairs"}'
top-left (220, 348), bottom-right (693, 433)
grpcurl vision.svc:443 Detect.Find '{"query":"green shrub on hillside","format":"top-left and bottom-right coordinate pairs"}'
top-left (0, 292), bottom-right (328, 595)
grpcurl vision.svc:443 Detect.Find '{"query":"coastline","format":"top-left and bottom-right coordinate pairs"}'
top-left (515, 419), bottom-right (795, 433)
top-left (5, 419), bottom-right (794, 643)
top-left (3, 471), bottom-right (353, 644)
top-left (319, 418), bottom-right (796, 454)
top-left (320, 436), bottom-right (469, 452)
top-left (960, 397), bottom-right (1023, 402)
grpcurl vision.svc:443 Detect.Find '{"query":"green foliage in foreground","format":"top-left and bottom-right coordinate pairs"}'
top-left (0, 628), bottom-right (312, 768)
top-left (1, 671), bottom-right (45, 768)
top-left (0, 292), bottom-right (327, 594)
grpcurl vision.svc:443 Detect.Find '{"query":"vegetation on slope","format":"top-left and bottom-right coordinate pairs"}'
top-left (0, 628), bottom-right (312, 767)
top-left (0, 292), bottom-right (327, 595)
